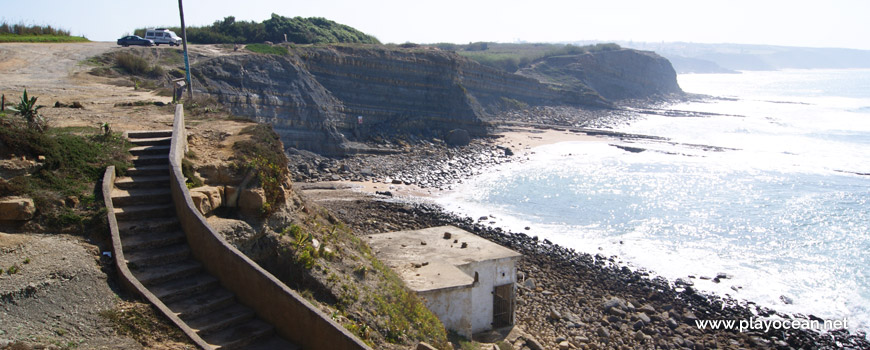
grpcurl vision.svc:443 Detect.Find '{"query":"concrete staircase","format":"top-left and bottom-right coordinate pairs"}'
top-left (111, 130), bottom-right (299, 350)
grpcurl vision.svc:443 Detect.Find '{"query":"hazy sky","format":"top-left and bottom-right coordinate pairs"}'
top-left (3, 0), bottom-right (869, 50)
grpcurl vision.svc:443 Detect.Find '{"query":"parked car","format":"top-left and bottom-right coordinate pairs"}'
top-left (144, 28), bottom-right (181, 46)
top-left (117, 35), bottom-right (154, 47)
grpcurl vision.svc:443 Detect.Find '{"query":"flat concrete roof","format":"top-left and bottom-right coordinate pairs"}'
top-left (366, 226), bottom-right (522, 293)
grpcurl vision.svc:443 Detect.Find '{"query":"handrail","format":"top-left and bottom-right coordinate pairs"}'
top-left (168, 104), bottom-right (372, 350)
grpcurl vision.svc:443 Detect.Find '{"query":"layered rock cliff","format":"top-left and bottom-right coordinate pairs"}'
top-left (195, 54), bottom-right (350, 154)
top-left (193, 45), bottom-right (680, 155)
top-left (518, 49), bottom-right (682, 100)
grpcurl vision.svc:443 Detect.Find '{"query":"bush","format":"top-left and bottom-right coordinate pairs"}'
top-left (115, 52), bottom-right (164, 78)
top-left (233, 124), bottom-right (288, 215)
top-left (134, 14), bottom-right (380, 45)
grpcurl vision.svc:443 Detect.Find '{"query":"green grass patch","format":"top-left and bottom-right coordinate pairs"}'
top-left (0, 110), bottom-right (131, 233)
top-left (246, 43), bottom-right (289, 56)
top-left (0, 34), bottom-right (89, 43)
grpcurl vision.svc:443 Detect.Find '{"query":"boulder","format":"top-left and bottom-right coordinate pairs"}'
top-left (0, 196), bottom-right (36, 221)
top-left (189, 191), bottom-right (213, 215)
top-left (239, 188), bottom-right (266, 215)
top-left (446, 129), bottom-right (471, 147)
top-left (190, 186), bottom-right (222, 215)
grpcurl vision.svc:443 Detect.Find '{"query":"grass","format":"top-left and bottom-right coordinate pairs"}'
top-left (0, 34), bottom-right (89, 43)
top-left (115, 52), bottom-right (165, 78)
top-left (455, 42), bottom-right (622, 72)
top-left (0, 111), bottom-right (132, 233)
top-left (246, 43), bottom-right (289, 56)
top-left (0, 22), bottom-right (88, 43)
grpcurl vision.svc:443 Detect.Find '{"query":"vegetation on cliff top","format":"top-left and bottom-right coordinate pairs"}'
top-left (1, 91), bottom-right (131, 233)
top-left (434, 41), bottom-right (621, 73)
top-left (0, 22), bottom-right (89, 43)
top-left (134, 14), bottom-right (380, 45)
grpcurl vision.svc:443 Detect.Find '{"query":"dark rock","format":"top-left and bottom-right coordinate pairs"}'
top-left (446, 129), bottom-right (471, 147)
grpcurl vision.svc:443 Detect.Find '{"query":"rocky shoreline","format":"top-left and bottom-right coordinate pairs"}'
top-left (311, 194), bottom-right (869, 350)
top-left (298, 103), bottom-right (870, 349)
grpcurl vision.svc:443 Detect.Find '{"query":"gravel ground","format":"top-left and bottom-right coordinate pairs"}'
top-left (0, 233), bottom-right (141, 349)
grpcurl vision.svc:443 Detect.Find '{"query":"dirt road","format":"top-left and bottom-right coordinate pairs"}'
top-left (0, 42), bottom-right (175, 131)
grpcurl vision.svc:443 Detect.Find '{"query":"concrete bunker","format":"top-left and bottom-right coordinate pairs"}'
top-left (367, 225), bottom-right (522, 338)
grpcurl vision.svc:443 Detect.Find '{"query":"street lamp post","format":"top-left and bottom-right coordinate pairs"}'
top-left (178, 0), bottom-right (193, 99)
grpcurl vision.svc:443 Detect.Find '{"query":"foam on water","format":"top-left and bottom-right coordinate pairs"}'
top-left (437, 69), bottom-right (870, 332)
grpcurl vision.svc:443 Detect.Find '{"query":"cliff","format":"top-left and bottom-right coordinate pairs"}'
top-left (193, 45), bottom-right (680, 155)
top-left (518, 49), bottom-right (682, 100)
top-left (194, 54), bottom-right (351, 155)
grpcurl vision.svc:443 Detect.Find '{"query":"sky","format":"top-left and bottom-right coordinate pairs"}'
top-left (3, 0), bottom-right (870, 50)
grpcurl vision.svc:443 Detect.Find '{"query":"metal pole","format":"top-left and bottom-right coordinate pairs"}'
top-left (178, 0), bottom-right (193, 99)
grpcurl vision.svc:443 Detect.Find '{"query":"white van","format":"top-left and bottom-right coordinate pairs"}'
top-left (144, 28), bottom-right (181, 46)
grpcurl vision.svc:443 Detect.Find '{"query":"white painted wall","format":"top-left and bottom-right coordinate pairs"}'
top-left (420, 286), bottom-right (473, 338)
top-left (456, 256), bottom-right (519, 334)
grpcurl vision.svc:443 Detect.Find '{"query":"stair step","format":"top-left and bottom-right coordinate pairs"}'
top-left (246, 337), bottom-right (301, 350)
top-left (129, 136), bottom-right (172, 147)
top-left (151, 272), bottom-right (219, 303)
top-left (127, 130), bottom-right (173, 139)
top-left (132, 259), bottom-right (202, 286)
top-left (113, 203), bottom-right (175, 221)
top-left (112, 188), bottom-right (172, 207)
top-left (126, 243), bottom-right (190, 267)
top-left (202, 318), bottom-right (274, 350)
top-left (118, 217), bottom-right (180, 235)
top-left (129, 145), bottom-right (171, 156)
top-left (121, 230), bottom-right (185, 252)
top-left (167, 287), bottom-right (236, 319)
top-left (125, 165), bottom-right (168, 177)
top-left (185, 303), bottom-right (256, 336)
top-left (132, 154), bottom-right (169, 167)
top-left (114, 175), bottom-right (170, 190)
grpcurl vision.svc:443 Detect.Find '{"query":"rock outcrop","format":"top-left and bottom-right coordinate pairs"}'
top-left (0, 196), bottom-right (36, 221)
top-left (194, 45), bottom-right (680, 155)
top-left (518, 49), bottom-right (682, 100)
top-left (195, 54), bottom-right (350, 155)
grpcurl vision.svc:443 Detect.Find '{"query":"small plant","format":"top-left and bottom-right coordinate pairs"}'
top-left (7, 265), bottom-right (19, 275)
top-left (23, 258), bottom-right (31, 264)
top-left (8, 89), bottom-right (46, 132)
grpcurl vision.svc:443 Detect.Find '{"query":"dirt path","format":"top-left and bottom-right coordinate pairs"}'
top-left (0, 42), bottom-right (176, 132)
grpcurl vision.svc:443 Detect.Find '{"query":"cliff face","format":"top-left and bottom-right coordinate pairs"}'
top-left (299, 46), bottom-right (488, 138)
top-left (518, 49), bottom-right (682, 100)
top-left (195, 54), bottom-right (350, 154)
top-left (194, 45), bottom-right (680, 155)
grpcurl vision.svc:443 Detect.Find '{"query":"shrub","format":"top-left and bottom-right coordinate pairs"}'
top-left (115, 52), bottom-right (164, 78)
top-left (233, 124), bottom-right (288, 215)
top-left (7, 89), bottom-right (46, 132)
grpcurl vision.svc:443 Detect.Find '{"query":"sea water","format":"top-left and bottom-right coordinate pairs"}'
top-left (437, 69), bottom-right (870, 332)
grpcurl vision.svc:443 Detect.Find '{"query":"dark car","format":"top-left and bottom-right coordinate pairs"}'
top-left (117, 35), bottom-right (154, 47)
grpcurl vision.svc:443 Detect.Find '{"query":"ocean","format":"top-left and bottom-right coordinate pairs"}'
top-left (437, 69), bottom-right (870, 332)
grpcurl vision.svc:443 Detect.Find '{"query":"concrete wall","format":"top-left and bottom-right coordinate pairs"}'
top-left (168, 105), bottom-right (371, 350)
top-left (420, 285), bottom-right (473, 339)
top-left (456, 256), bottom-right (519, 334)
